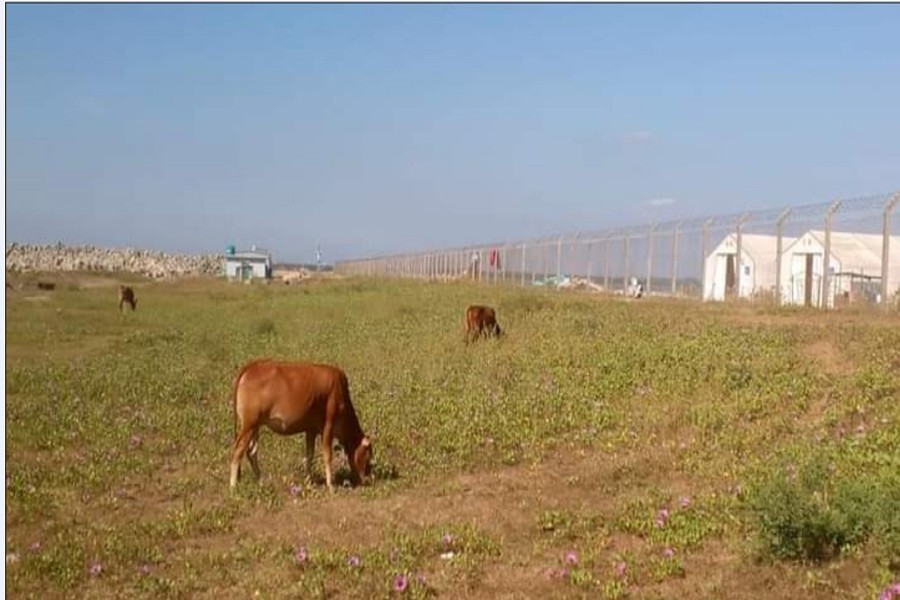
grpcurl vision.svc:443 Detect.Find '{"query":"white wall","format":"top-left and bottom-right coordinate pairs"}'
top-left (781, 233), bottom-right (842, 308)
top-left (224, 258), bottom-right (269, 280)
top-left (703, 235), bottom-right (756, 301)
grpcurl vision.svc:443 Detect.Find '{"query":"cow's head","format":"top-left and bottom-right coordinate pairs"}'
top-left (351, 437), bottom-right (374, 485)
top-left (493, 323), bottom-right (502, 337)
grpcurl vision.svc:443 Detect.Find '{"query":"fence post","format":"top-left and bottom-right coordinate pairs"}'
top-left (586, 239), bottom-right (594, 284)
top-left (775, 208), bottom-right (792, 306)
top-left (623, 232), bottom-right (630, 294)
top-left (521, 243), bottom-right (527, 286)
top-left (502, 244), bottom-right (508, 284)
top-left (604, 234), bottom-right (611, 291)
top-left (646, 223), bottom-right (656, 296)
top-left (556, 236), bottom-right (563, 280)
top-left (671, 221), bottom-right (681, 295)
top-left (734, 213), bottom-right (751, 300)
top-left (701, 218), bottom-right (714, 300)
top-left (822, 199), bottom-right (842, 309)
top-left (541, 242), bottom-right (548, 283)
top-left (480, 248), bottom-right (486, 284)
top-left (569, 232), bottom-right (580, 280)
top-left (882, 193), bottom-right (900, 309)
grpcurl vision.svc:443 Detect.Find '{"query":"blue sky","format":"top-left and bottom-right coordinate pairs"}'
top-left (6, 4), bottom-right (900, 262)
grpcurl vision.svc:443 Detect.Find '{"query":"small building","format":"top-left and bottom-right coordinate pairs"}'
top-left (780, 230), bottom-right (900, 308)
top-left (703, 233), bottom-right (794, 301)
top-left (223, 245), bottom-right (272, 281)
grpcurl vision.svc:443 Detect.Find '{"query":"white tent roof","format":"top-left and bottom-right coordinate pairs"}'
top-left (787, 230), bottom-right (900, 274)
top-left (712, 233), bottom-right (795, 261)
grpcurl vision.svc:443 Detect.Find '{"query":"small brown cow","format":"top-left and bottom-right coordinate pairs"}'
top-left (118, 285), bottom-right (137, 312)
top-left (464, 305), bottom-right (502, 344)
top-left (229, 360), bottom-right (373, 493)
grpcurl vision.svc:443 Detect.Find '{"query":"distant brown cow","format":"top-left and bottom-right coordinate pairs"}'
top-left (118, 285), bottom-right (137, 312)
top-left (229, 360), bottom-right (374, 493)
top-left (464, 305), bottom-right (502, 344)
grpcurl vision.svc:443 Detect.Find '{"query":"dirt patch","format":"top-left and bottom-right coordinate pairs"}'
top-left (803, 339), bottom-right (854, 377)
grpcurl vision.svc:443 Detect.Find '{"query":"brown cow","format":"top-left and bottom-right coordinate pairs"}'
top-left (229, 360), bottom-right (373, 493)
top-left (118, 285), bottom-right (137, 312)
top-left (464, 305), bottom-right (502, 344)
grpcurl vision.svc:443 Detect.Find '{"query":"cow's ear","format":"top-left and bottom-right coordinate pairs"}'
top-left (361, 437), bottom-right (371, 448)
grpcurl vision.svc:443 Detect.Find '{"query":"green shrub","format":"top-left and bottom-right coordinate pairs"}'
top-left (748, 455), bottom-right (900, 563)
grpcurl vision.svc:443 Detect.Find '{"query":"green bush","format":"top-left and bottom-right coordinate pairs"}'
top-left (748, 455), bottom-right (900, 563)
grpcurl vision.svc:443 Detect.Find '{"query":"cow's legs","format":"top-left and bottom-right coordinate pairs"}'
top-left (305, 431), bottom-right (316, 482)
top-left (118, 298), bottom-right (124, 313)
top-left (229, 428), bottom-right (254, 489)
top-left (247, 432), bottom-right (262, 482)
top-left (322, 422), bottom-right (335, 494)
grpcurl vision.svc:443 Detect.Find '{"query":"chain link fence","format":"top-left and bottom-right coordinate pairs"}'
top-left (336, 191), bottom-right (900, 310)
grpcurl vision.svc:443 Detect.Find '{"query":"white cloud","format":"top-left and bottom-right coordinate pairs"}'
top-left (623, 130), bottom-right (653, 144)
top-left (648, 197), bottom-right (676, 207)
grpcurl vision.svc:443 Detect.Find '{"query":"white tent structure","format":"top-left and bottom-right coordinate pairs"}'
top-left (703, 233), bottom-right (793, 301)
top-left (781, 230), bottom-right (900, 308)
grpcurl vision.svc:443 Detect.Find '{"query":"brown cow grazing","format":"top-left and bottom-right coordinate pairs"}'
top-left (464, 305), bottom-right (502, 344)
top-left (229, 360), bottom-right (373, 493)
top-left (118, 285), bottom-right (137, 312)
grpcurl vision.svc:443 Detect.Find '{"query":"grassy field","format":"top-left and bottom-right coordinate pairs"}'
top-left (5, 274), bottom-right (900, 599)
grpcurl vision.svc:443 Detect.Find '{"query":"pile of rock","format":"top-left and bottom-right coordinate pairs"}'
top-left (5, 242), bottom-right (223, 279)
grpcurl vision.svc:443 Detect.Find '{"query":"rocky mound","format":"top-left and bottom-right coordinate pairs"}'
top-left (5, 243), bottom-right (223, 279)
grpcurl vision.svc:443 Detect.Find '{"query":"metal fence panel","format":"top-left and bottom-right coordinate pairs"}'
top-left (333, 190), bottom-right (900, 310)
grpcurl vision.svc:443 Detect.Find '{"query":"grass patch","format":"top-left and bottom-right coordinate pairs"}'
top-left (5, 275), bottom-right (900, 597)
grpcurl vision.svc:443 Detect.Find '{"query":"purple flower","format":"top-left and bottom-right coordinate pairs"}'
top-left (393, 574), bottom-right (409, 593)
top-left (615, 561), bottom-right (628, 578)
top-left (656, 507), bottom-right (670, 528)
top-left (294, 546), bottom-right (308, 565)
top-left (139, 563), bottom-right (152, 576)
top-left (89, 562), bottom-right (103, 577)
top-left (879, 583), bottom-right (900, 600)
top-left (29, 542), bottom-right (41, 553)
top-left (416, 573), bottom-right (426, 586)
top-left (855, 424), bottom-right (865, 435)
top-left (289, 483), bottom-right (301, 498)
top-left (663, 547), bottom-right (675, 559)
top-left (679, 496), bottom-right (691, 509)
top-left (565, 550), bottom-right (578, 566)
top-left (347, 554), bottom-right (361, 568)
top-left (441, 533), bottom-right (453, 547)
